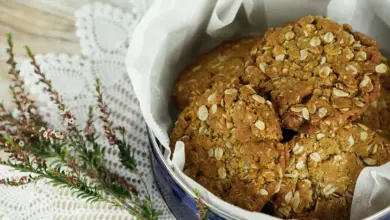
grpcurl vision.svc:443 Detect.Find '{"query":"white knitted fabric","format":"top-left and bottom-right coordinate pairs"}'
top-left (0, 1), bottom-right (174, 219)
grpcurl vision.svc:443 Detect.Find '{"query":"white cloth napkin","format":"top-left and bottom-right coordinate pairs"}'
top-left (126, 0), bottom-right (390, 219)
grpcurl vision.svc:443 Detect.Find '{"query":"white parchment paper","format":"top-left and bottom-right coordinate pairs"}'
top-left (126, 0), bottom-right (390, 219)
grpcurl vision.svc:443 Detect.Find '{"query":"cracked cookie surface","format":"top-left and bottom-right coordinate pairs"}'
top-left (170, 83), bottom-right (288, 211)
top-left (267, 123), bottom-right (390, 219)
top-left (245, 16), bottom-right (388, 133)
top-left (173, 36), bottom-right (262, 110)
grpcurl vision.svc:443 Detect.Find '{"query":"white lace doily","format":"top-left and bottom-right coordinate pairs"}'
top-left (0, 1), bottom-right (174, 219)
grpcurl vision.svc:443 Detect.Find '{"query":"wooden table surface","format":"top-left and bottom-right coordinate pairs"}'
top-left (0, 0), bottom-right (130, 108)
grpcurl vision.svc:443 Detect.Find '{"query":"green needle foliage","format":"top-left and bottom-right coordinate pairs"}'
top-left (0, 33), bottom-right (162, 220)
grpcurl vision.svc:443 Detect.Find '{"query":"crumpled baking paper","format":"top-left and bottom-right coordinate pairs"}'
top-left (126, 0), bottom-right (390, 219)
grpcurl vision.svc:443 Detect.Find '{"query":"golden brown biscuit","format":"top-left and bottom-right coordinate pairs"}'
top-left (173, 36), bottom-right (263, 110)
top-left (170, 83), bottom-right (288, 211)
top-left (267, 123), bottom-right (390, 219)
top-left (171, 15), bottom-right (390, 218)
top-left (171, 83), bottom-right (283, 149)
top-left (221, 141), bottom-right (287, 211)
top-left (246, 16), bottom-right (387, 133)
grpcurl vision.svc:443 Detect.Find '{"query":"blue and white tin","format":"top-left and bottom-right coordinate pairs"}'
top-left (127, 0), bottom-right (390, 219)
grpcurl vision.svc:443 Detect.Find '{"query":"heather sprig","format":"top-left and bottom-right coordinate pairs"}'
top-left (25, 45), bottom-right (65, 112)
top-left (95, 79), bottom-right (161, 219)
top-left (0, 33), bottom-right (162, 220)
top-left (95, 79), bottom-right (137, 171)
top-left (0, 175), bottom-right (32, 186)
top-left (6, 33), bottom-right (41, 125)
top-left (194, 189), bottom-right (208, 220)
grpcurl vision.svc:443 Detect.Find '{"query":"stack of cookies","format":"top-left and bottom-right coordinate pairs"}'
top-left (170, 16), bottom-right (390, 219)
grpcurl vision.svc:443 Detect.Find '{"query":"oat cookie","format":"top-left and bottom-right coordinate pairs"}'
top-left (247, 16), bottom-right (387, 133)
top-left (219, 141), bottom-right (287, 211)
top-left (171, 83), bottom-right (283, 148)
top-left (267, 123), bottom-right (390, 219)
top-left (170, 83), bottom-right (288, 211)
top-left (173, 36), bottom-right (262, 110)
